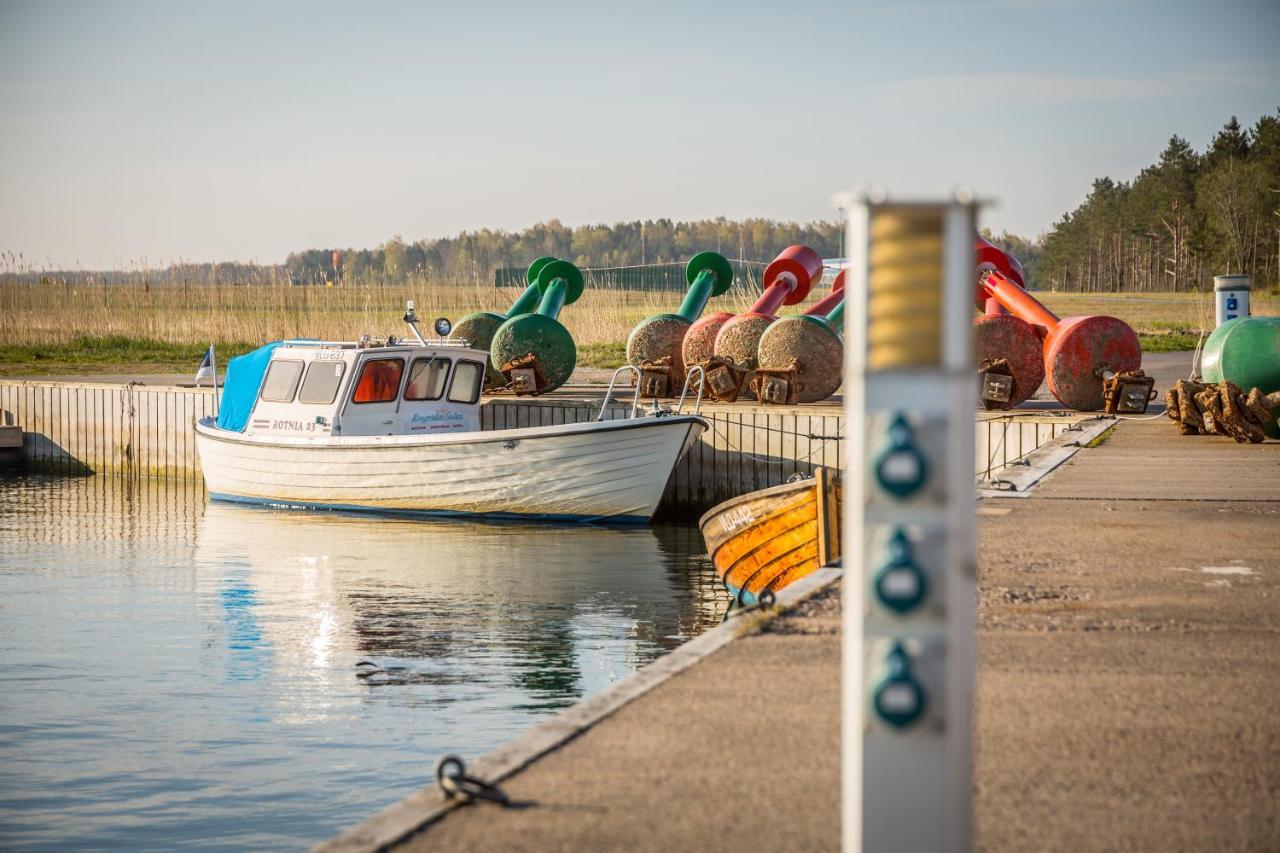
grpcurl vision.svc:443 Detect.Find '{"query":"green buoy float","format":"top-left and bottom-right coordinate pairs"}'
top-left (490, 259), bottom-right (585, 395)
top-left (625, 251), bottom-right (734, 396)
top-left (449, 256), bottom-right (556, 387)
top-left (1201, 315), bottom-right (1280, 439)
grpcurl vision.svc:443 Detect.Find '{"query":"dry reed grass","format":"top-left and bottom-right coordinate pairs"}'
top-left (0, 276), bottom-right (781, 348)
top-left (2, 278), bottom-right (1271, 351)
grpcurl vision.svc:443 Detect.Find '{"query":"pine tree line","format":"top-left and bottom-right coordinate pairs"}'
top-left (285, 218), bottom-right (844, 285)
top-left (1037, 111), bottom-right (1280, 292)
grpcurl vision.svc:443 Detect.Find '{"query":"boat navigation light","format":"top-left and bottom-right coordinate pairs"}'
top-left (402, 300), bottom-right (428, 345)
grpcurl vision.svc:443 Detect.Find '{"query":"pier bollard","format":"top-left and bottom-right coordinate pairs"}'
top-left (696, 240), bottom-right (824, 397)
top-left (490, 259), bottom-right (585, 394)
top-left (449, 256), bottom-right (557, 387)
top-left (754, 269), bottom-right (847, 404)
top-left (844, 197), bottom-right (977, 853)
top-left (625, 251), bottom-right (734, 397)
top-left (979, 269), bottom-right (1142, 411)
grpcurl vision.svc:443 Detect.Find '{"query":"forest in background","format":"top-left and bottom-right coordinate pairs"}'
top-left (1037, 111), bottom-right (1279, 292)
top-left (283, 219), bottom-right (844, 286)
top-left (3, 111), bottom-right (1276, 293)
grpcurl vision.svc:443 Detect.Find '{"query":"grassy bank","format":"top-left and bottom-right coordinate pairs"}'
top-left (0, 335), bottom-right (258, 376)
top-left (1, 284), bottom-right (1272, 375)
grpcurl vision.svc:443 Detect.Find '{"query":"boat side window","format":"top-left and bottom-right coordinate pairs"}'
top-left (298, 360), bottom-right (347, 404)
top-left (447, 360), bottom-right (485, 404)
top-left (351, 358), bottom-right (404, 404)
top-left (404, 356), bottom-right (451, 401)
top-left (260, 359), bottom-right (305, 403)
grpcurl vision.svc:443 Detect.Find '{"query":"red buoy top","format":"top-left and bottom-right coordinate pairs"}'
top-left (974, 237), bottom-right (1024, 286)
top-left (974, 237), bottom-right (1024, 314)
top-left (761, 244), bottom-right (822, 306)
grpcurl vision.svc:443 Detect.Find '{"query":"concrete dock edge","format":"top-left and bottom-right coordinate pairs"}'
top-left (976, 415), bottom-right (1115, 497)
top-left (315, 567), bottom-right (843, 853)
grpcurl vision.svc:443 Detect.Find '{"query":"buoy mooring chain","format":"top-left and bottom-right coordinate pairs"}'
top-left (435, 754), bottom-right (510, 806)
top-left (721, 588), bottom-right (777, 622)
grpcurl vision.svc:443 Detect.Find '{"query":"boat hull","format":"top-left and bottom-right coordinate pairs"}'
top-left (195, 415), bottom-right (705, 523)
top-left (699, 468), bottom-right (841, 603)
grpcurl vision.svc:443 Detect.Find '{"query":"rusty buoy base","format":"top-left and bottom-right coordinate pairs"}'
top-left (449, 312), bottom-right (506, 387)
top-left (627, 314), bottom-right (691, 384)
top-left (714, 312), bottom-right (775, 400)
top-left (973, 314), bottom-right (1045, 407)
top-left (682, 311), bottom-right (735, 373)
top-left (757, 315), bottom-right (844, 403)
top-left (491, 314), bottom-right (577, 393)
top-left (1045, 315), bottom-right (1142, 411)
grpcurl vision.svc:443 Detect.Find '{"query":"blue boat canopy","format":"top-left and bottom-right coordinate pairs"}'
top-left (215, 342), bottom-right (283, 432)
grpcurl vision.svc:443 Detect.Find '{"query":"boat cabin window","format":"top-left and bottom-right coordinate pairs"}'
top-left (260, 359), bottom-right (305, 402)
top-left (352, 358), bottom-right (404, 404)
top-left (298, 361), bottom-right (347, 404)
top-left (447, 360), bottom-right (485, 405)
top-left (404, 356), bottom-right (450, 401)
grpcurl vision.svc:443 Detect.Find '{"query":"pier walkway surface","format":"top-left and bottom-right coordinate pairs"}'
top-left (326, 409), bottom-right (1280, 852)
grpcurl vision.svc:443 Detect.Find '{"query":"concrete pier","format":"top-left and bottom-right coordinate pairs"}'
top-left (319, 415), bottom-right (1280, 851)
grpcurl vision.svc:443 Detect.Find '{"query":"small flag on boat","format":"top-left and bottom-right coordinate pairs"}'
top-left (195, 345), bottom-right (215, 384)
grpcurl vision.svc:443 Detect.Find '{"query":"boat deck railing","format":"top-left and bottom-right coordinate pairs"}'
top-left (597, 366), bottom-right (644, 420)
top-left (596, 365), bottom-right (707, 421)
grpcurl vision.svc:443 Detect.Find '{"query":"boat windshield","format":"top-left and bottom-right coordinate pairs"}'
top-left (448, 361), bottom-right (485, 404)
top-left (405, 357), bottom-right (450, 401)
top-left (352, 358), bottom-right (404, 404)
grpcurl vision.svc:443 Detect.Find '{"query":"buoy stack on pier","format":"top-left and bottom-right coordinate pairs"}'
top-left (450, 256), bottom-right (556, 387)
top-left (489, 259), bottom-right (586, 395)
top-left (972, 239), bottom-right (1045, 409)
top-left (754, 269), bottom-right (847, 404)
top-left (977, 268), bottom-right (1143, 411)
top-left (710, 244), bottom-right (822, 400)
top-left (625, 251), bottom-right (734, 397)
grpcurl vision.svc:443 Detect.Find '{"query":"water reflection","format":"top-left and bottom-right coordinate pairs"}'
top-left (196, 502), bottom-right (721, 713)
top-left (0, 474), bottom-right (720, 850)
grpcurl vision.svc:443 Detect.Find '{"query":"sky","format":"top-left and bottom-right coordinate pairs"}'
top-left (1, 0), bottom-right (1278, 269)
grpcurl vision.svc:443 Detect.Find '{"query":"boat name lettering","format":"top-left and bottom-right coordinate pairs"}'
top-left (314, 351), bottom-right (344, 361)
top-left (270, 419), bottom-right (324, 432)
top-left (722, 505), bottom-right (755, 532)
top-left (410, 412), bottom-right (463, 424)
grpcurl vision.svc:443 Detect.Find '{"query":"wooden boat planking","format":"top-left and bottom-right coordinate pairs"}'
top-left (699, 467), bottom-right (841, 605)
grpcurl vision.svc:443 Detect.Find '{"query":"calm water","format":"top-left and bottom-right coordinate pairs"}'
top-left (0, 474), bottom-right (722, 850)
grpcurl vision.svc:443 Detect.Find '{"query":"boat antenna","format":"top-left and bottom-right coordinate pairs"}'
top-left (403, 300), bottom-right (427, 345)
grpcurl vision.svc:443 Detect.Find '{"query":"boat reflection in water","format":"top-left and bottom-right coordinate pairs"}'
top-left (197, 502), bottom-right (723, 715)
top-left (0, 475), bottom-right (719, 849)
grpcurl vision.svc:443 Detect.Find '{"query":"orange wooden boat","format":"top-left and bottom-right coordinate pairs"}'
top-left (699, 467), bottom-right (841, 605)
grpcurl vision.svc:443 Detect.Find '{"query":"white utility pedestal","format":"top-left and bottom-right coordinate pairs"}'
top-left (843, 196), bottom-right (977, 853)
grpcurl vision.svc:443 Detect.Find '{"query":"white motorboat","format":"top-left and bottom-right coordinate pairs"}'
top-left (194, 313), bottom-right (707, 523)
